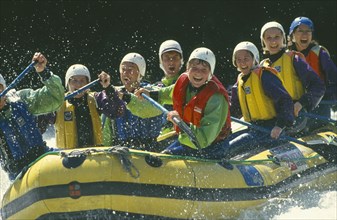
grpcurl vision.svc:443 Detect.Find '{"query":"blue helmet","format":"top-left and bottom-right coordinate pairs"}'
top-left (289, 17), bottom-right (314, 35)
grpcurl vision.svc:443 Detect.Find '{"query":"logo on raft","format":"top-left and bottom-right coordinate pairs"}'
top-left (69, 181), bottom-right (81, 199)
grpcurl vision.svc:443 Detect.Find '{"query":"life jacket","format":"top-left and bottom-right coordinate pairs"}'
top-left (261, 51), bottom-right (304, 101)
top-left (238, 66), bottom-right (280, 122)
top-left (305, 45), bottom-right (325, 82)
top-left (0, 101), bottom-right (44, 162)
top-left (173, 73), bottom-right (231, 142)
top-left (55, 93), bottom-right (102, 149)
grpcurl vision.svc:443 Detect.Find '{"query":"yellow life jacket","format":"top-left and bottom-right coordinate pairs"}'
top-left (55, 93), bottom-right (102, 149)
top-left (238, 67), bottom-right (280, 122)
top-left (261, 51), bottom-right (304, 101)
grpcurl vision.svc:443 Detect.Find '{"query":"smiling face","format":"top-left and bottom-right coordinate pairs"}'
top-left (187, 59), bottom-right (211, 88)
top-left (292, 24), bottom-right (313, 51)
top-left (68, 75), bottom-right (89, 98)
top-left (263, 27), bottom-right (284, 55)
top-left (161, 51), bottom-right (182, 78)
top-left (235, 50), bottom-right (254, 75)
top-left (120, 61), bottom-right (140, 92)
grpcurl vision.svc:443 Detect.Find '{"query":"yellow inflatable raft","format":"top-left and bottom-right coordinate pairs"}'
top-left (1, 128), bottom-right (337, 219)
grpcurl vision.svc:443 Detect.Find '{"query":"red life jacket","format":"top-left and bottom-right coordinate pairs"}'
top-left (305, 45), bottom-right (325, 82)
top-left (173, 73), bottom-right (231, 142)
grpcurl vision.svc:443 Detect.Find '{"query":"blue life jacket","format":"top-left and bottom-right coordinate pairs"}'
top-left (0, 101), bottom-right (44, 161)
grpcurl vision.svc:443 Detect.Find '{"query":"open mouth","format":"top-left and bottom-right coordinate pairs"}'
top-left (300, 39), bottom-right (309, 44)
top-left (193, 76), bottom-right (203, 83)
top-left (168, 66), bottom-right (175, 72)
top-left (123, 77), bottom-right (131, 84)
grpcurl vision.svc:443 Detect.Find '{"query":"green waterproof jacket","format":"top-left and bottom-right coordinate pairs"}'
top-left (127, 83), bottom-right (228, 150)
top-left (7, 72), bottom-right (64, 115)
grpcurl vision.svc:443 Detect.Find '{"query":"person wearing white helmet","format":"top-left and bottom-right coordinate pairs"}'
top-left (288, 17), bottom-right (337, 131)
top-left (156, 40), bottom-right (184, 87)
top-left (101, 52), bottom-right (164, 151)
top-left (260, 21), bottom-right (325, 135)
top-left (132, 47), bottom-right (231, 159)
top-left (227, 41), bottom-right (294, 157)
top-left (118, 52), bottom-right (146, 91)
top-left (153, 40), bottom-right (184, 145)
top-left (54, 63), bottom-right (115, 149)
top-left (0, 52), bottom-right (64, 180)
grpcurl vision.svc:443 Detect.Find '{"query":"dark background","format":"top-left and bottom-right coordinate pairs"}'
top-left (1, 0), bottom-right (336, 89)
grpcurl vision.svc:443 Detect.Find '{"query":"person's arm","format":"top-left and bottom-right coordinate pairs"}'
top-left (126, 84), bottom-right (175, 118)
top-left (158, 84), bottom-right (174, 105)
top-left (95, 84), bottom-right (126, 118)
top-left (320, 49), bottom-right (337, 100)
top-left (261, 70), bottom-right (294, 128)
top-left (178, 93), bottom-right (228, 149)
top-left (17, 70), bottom-right (64, 115)
top-left (229, 82), bottom-right (242, 118)
top-left (293, 54), bottom-right (325, 111)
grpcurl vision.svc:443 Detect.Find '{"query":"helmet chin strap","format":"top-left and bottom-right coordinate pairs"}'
top-left (137, 73), bottom-right (142, 82)
top-left (207, 72), bottom-right (213, 81)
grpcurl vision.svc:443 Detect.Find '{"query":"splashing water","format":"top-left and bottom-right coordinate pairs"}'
top-left (0, 126), bottom-right (336, 219)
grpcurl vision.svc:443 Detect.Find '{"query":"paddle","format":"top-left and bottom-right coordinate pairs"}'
top-left (230, 116), bottom-right (337, 163)
top-left (0, 60), bottom-right (37, 98)
top-left (141, 93), bottom-right (202, 150)
top-left (319, 100), bottom-right (337, 105)
top-left (64, 79), bottom-right (101, 100)
top-left (230, 117), bottom-right (307, 146)
top-left (300, 112), bottom-right (337, 124)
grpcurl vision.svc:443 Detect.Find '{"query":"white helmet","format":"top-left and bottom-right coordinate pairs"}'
top-left (159, 39), bottom-right (183, 64)
top-left (120, 53), bottom-right (146, 81)
top-left (260, 21), bottom-right (286, 52)
top-left (188, 47), bottom-right (216, 78)
top-left (0, 74), bottom-right (6, 89)
top-left (232, 41), bottom-right (260, 69)
top-left (65, 64), bottom-right (91, 88)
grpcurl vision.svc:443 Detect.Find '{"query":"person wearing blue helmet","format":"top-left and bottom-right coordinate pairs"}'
top-left (288, 16), bottom-right (337, 131)
top-left (260, 21), bottom-right (325, 136)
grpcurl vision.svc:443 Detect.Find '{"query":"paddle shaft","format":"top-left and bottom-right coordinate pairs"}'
top-left (0, 61), bottom-right (37, 98)
top-left (64, 79), bottom-right (101, 100)
top-left (230, 117), bottom-right (308, 146)
top-left (300, 112), bottom-right (337, 124)
top-left (141, 93), bottom-right (202, 150)
top-left (319, 100), bottom-right (337, 105)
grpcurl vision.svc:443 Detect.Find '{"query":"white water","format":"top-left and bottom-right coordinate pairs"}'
top-left (1, 126), bottom-right (336, 219)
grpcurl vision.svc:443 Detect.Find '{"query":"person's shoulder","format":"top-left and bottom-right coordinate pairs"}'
top-left (316, 45), bottom-right (331, 57)
top-left (286, 49), bottom-right (306, 61)
top-left (209, 91), bottom-right (227, 103)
